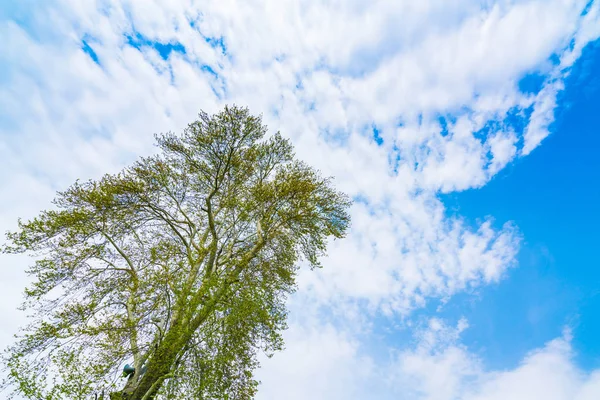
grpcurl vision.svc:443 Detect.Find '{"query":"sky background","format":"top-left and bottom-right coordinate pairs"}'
top-left (1, 1), bottom-right (599, 399)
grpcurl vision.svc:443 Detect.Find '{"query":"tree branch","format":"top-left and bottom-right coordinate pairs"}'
top-left (100, 231), bottom-right (138, 282)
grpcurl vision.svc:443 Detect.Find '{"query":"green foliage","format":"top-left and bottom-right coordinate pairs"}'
top-left (1, 105), bottom-right (351, 400)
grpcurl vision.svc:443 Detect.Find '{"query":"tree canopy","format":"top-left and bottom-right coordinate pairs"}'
top-left (1, 105), bottom-right (351, 400)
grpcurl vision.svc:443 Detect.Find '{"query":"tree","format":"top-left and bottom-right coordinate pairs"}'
top-left (1, 105), bottom-right (351, 400)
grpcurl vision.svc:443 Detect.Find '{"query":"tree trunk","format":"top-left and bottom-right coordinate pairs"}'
top-left (121, 319), bottom-right (187, 400)
top-left (117, 275), bottom-right (238, 399)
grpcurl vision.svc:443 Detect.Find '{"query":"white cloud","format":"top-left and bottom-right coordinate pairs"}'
top-left (1, 0), bottom-right (599, 398)
top-left (256, 320), bottom-right (376, 400)
top-left (257, 316), bottom-right (600, 400)
top-left (389, 321), bottom-right (600, 400)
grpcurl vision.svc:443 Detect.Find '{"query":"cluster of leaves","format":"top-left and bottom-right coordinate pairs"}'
top-left (1, 106), bottom-right (351, 400)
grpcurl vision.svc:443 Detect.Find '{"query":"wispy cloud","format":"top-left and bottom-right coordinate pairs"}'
top-left (1, 0), bottom-right (599, 398)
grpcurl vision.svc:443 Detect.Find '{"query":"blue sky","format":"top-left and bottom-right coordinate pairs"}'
top-left (1, 1), bottom-right (600, 399)
top-left (439, 38), bottom-right (600, 371)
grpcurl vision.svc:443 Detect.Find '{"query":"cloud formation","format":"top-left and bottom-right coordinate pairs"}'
top-left (1, 0), bottom-right (599, 398)
top-left (257, 318), bottom-right (600, 400)
top-left (390, 320), bottom-right (600, 400)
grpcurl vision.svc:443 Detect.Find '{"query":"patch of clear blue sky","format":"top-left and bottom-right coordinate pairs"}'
top-left (517, 72), bottom-right (546, 95)
top-left (81, 37), bottom-right (100, 65)
top-left (372, 125), bottom-right (384, 145)
top-left (582, 0), bottom-right (596, 16)
top-left (436, 38), bottom-right (600, 370)
top-left (125, 32), bottom-right (186, 60)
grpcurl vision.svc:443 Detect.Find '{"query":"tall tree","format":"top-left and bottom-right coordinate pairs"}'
top-left (1, 105), bottom-right (351, 400)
